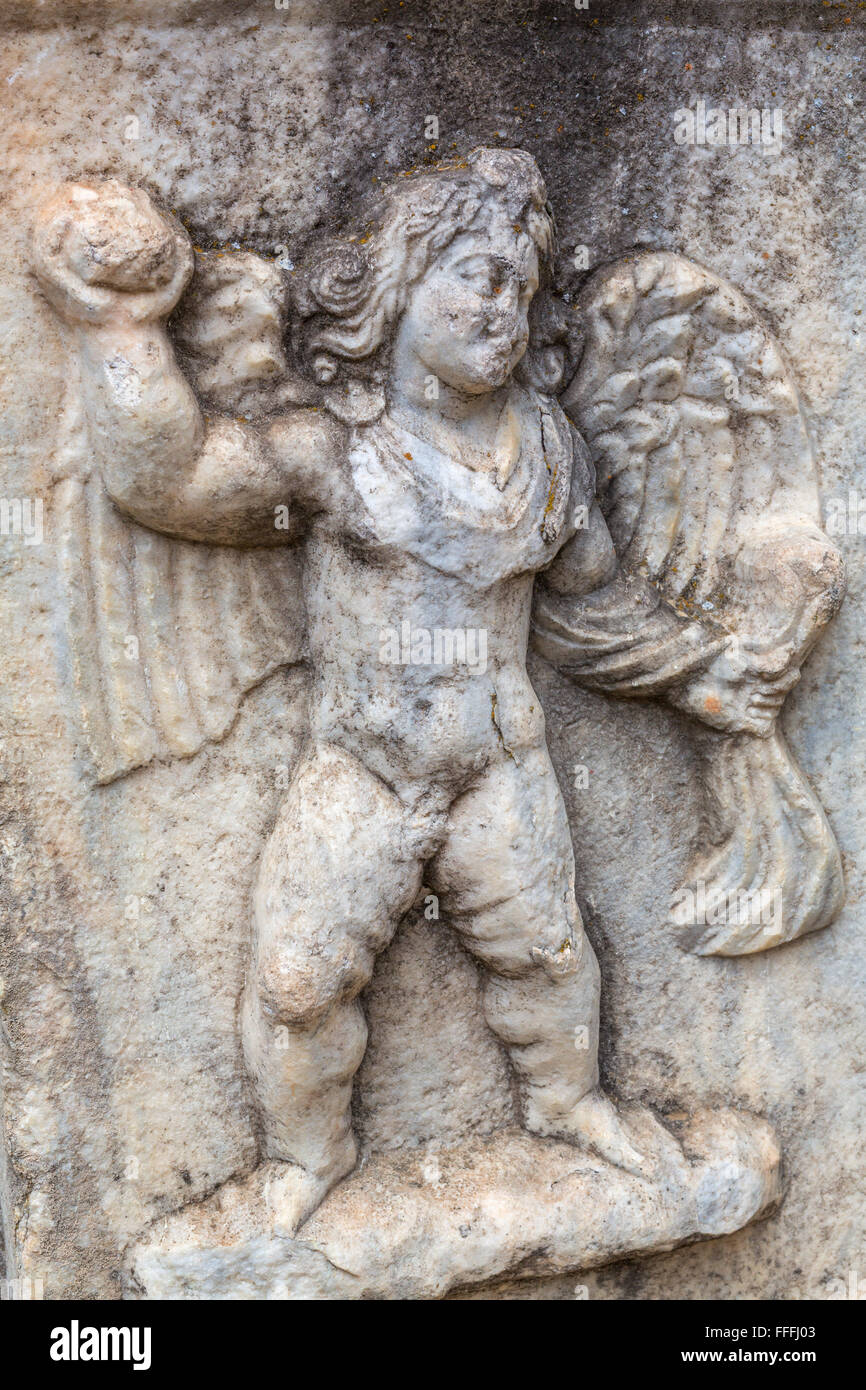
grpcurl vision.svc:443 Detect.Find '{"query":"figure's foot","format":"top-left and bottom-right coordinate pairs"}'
top-left (261, 1161), bottom-right (346, 1236)
top-left (206, 1146), bottom-right (356, 1240)
top-left (124, 1148), bottom-right (356, 1279)
top-left (554, 1089), bottom-right (663, 1179)
top-left (258, 1134), bottom-right (359, 1236)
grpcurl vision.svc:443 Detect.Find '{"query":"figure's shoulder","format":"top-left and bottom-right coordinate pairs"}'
top-left (265, 407), bottom-right (349, 509)
top-left (267, 406), bottom-right (347, 463)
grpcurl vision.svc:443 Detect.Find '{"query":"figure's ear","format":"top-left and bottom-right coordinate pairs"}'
top-left (515, 289), bottom-right (573, 395)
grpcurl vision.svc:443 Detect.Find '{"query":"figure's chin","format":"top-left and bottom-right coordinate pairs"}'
top-left (453, 362), bottom-right (512, 393)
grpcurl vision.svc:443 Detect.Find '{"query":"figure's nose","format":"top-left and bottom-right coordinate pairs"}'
top-left (496, 281), bottom-right (520, 314)
top-left (486, 283), bottom-right (521, 337)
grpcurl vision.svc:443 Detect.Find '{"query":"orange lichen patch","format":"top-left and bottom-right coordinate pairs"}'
top-left (404, 452), bottom-right (413, 460)
top-left (542, 460), bottom-right (559, 526)
top-left (704, 695), bottom-right (722, 716)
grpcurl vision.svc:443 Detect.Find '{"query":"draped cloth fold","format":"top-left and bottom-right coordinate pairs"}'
top-left (531, 574), bottom-right (843, 957)
top-left (531, 572), bottom-right (727, 696)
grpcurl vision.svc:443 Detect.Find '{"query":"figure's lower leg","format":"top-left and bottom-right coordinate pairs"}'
top-left (242, 985), bottom-right (365, 1172)
top-left (241, 986), bottom-right (365, 1229)
top-left (480, 940), bottom-right (652, 1176)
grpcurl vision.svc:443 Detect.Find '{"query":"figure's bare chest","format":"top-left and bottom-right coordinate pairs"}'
top-left (335, 402), bottom-right (578, 590)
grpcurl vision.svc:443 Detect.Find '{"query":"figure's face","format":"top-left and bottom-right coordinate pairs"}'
top-left (398, 228), bottom-right (539, 394)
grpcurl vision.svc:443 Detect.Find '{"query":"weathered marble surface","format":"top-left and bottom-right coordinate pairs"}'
top-left (1, 0), bottom-right (864, 1301)
top-left (130, 1111), bottom-right (781, 1300)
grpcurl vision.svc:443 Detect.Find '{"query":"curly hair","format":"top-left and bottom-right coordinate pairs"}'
top-left (294, 147), bottom-right (557, 389)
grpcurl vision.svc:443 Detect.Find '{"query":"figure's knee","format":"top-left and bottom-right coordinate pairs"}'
top-left (254, 937), bottom-right (373, 1030)
top-left (480, 927), bottom-right (600, 1054)
top-left (442, 880), bottom-right (588, 979)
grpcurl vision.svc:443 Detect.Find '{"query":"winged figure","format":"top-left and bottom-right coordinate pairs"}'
top-left (29, 150), bottom-right (843, 1234)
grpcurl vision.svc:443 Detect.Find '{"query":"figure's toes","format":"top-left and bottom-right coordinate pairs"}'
top-left (593, 1132), bottom-right (651, 1181)
top-left (621, 1103), bottom-right (690, 1173)
top-left (263, 1162), bottom-right (342, 1236)
top-left (566, 1090), bottom-right (654, 1179)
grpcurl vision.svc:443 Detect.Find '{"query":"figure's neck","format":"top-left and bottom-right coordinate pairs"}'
top-left (388, 359), bottom-right (519, 476)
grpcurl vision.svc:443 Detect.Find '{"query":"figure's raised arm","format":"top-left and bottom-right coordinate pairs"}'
top-left (32, 180), bottom-right (343, 546)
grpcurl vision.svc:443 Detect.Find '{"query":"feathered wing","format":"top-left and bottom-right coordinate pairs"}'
top-left (564, 252), bottom-right (823, 608)
top-left (560, 251), bottom-right (845, 956)
top-left (50, 324), bottom-right (305, 789)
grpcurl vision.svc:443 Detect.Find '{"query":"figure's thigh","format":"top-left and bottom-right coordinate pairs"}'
top-left (253, 740), bottom-right (424, 1023)
top-left (429, 744), bottom-right (583, 975)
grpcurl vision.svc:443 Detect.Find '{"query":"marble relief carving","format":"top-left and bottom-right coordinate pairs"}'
top-left (25, 146), bottom-right (844, 1298)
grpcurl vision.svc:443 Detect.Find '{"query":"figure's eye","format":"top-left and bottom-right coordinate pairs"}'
top-left (457, 257), bottom-right (496, 292)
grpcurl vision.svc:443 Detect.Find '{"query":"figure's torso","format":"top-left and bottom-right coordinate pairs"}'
top-left (303, 389), bottom-right (592, 794)
top-left (334, 386), bottom-right (581, 589)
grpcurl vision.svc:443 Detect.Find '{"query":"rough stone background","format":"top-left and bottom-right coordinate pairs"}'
top-left (0, 0), bottom-right (863, 1299)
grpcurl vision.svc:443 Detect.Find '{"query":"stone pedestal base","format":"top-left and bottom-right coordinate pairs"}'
top-left (128, 1107), bottom-right (781, 1300)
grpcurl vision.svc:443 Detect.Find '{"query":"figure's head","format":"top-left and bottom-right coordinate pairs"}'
top-left (394, 222), bottom-right (540, 394)
top-left (296, 148), bottom-right (556, 401)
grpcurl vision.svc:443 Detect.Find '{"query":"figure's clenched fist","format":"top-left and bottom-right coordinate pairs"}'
top-left (31, 180), bottom-right (193, 325)
top-left (669, 642), bottom-right (801, 738)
